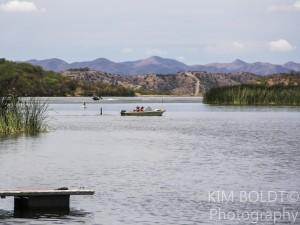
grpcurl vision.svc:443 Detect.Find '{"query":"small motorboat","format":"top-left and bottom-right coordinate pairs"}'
top-left (120, 106), bottom-right (165, 116)
top-left (92, 96), bottom-right (102, 101)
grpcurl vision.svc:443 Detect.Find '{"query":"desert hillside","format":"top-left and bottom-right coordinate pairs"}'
top-left (62, 69), bottom-right (260, 96)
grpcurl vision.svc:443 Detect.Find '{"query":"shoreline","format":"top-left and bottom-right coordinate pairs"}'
top-left (21, 96), bottom-right (203, 104)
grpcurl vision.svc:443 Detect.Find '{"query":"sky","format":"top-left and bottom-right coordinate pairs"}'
top-left (0, 0), bottom-right (299, 64)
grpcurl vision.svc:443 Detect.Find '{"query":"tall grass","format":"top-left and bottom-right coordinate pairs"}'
top-left (0, 96), bottom-right (48, 136)
top-left (203, 84), bottom-right (300, 105)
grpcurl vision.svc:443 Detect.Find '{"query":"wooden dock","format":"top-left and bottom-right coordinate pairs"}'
top-left (0, 189), bottom-right (94, 197)
top-left (0, 188), bottom-right (95, 212)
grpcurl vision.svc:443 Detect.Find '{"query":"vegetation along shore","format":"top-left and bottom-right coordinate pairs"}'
top-left (0, 96), bottom-right (48, 136)
top-left (203, 84), bottom-right (300, 106)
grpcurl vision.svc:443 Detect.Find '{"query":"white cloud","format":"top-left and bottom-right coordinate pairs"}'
top-left (145, 48), bottom-right (167, 56)
top-left (0, 0), bottom-right (38, 13)
top-left (121, 48), bottom-right (134, 54)
top-left (269, 39), bottom-right (295, 52)
top-left (177, 56), bottom-right (185, 61)
top-left (294, 1), bottom-right (300, 10)
top-left (268, 1), bottom-right (300, 12)
top-left (232, 41), bottom-right (245, 50)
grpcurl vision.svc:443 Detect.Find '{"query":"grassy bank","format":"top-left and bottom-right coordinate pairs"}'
top-left (203, 84), bottom-right (300, 106)
top-left (0, 97), bottom-right (48, 136)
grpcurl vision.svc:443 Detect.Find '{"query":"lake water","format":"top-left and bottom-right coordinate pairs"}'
top-left (0, 97), bottom-right (299, 225)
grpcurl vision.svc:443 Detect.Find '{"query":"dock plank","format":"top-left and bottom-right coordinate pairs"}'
top-left (0, 189), bottom-right (94, 197)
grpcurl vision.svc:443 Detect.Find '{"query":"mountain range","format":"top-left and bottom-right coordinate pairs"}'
top-left (26, 56), bottom-right (300, 76)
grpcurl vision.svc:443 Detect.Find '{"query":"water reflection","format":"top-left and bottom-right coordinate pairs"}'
top-left (0, 208), bottom-right (92, 223)
top-left (14, 208), bottom-right (70, 219)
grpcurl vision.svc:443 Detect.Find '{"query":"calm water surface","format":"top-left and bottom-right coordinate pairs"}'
top-left (0, 97), bottom-right (299, 225)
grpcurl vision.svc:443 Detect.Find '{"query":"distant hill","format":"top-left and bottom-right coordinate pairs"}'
top-left (27, 58), bottom-right (69, 72)
top-left (192, 59), bottom-right (291, 75)
top-left (62, 69), bottom-right (260, 96)
top-left (26, 56), bottom-right (300, 75)
top-left (284, 62), bottom-right (300, 71)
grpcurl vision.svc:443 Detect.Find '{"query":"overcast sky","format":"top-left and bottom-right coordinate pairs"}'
top-left (0, 0), bottom-right (299, 64)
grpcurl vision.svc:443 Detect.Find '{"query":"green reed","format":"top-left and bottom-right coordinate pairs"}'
top-left (203, 84), bottom-right (300, 106)
top-left (0, 96), bottom-right (48, 136)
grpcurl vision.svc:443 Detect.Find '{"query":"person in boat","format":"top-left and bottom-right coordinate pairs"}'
top-left (140, 106), bottom-right (144, 112)
top-left (136, 106), bottom-right (140, 112)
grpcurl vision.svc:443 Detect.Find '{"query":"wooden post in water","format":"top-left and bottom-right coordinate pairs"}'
top-left (14, 195), bottom-right (70, 211)
top-left (98, 96), bottom-right (103, 116)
